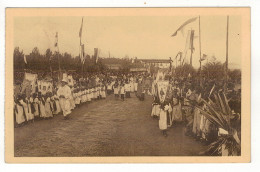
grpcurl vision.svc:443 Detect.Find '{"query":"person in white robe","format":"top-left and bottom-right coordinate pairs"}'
top-left (86, 88), bottom-right (91, 102)
top-left (130, 77), bottom-right (135, 92)
top-left (107, 82), bottom-right (112, 95)
top-left (57, 79), bottom-right (72, 119)
top-left (21, 97), bottom-right (34, 122)
top-left (78, 89), bottom-right (82, 104)
top-left (120, 83), bottom-right (125, 101)
top-left (134, 79), bottom-right (138, 92)
top-left (38, 93), bottom-right (47, 118)
top-left (14, 96), bottom-right (26, 125)
top-left (159, 103), bottom-right (171, 137)
top-left (33, 94), bottom-right (40, 117)
top-left (44, 94), bottom-right (53, 118)
top-left (89, 88), bottom-right (93, 101)
top-left (101, 84), bottom-right (106, 98)
top-left (69, 87), bottom-right (76, 110)
top-left (151, 96), bottom-right (160, 118)
top-left (171, 90), bottom-right (183, 123)
top-left (192, 93), bottom-right (202, 138)
top-left (124, 81), bottom-right (131, 98)
top-left (81, 88), bottom-right (86, 103)
top-left (113, 82), bottom-right (119, 98)
top-left (52, 93), bottom-right (61, 115)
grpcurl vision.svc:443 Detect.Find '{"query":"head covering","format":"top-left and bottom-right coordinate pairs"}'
top-left (61, 78), bottom-right (68, 83)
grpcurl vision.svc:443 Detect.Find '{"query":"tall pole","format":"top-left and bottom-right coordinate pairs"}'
top-left (56, 32), bottom-right (61, 81)
top-left (199, 16), bottom-right (202, 87)
top-left (179, 53), bottom-right (182, 66)
top-left (79, 17), bottom-right (84, 79)
top-left (225, 16), bottom-right (229, 93)
top-left (190, 29), bottom-right (194, 67)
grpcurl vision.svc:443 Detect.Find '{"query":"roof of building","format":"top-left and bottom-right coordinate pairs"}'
top-left (138, 59), bottom-right (172, 63)
top-left (130, 67), bottom-right (147, 72)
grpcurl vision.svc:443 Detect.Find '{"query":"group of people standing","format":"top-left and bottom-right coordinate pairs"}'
top-left (13, 71), bottom-right (150, 127)
top-left (14, 75), bottom-right (107, 127)
top-left (151, 76), bottom-right (241, 143)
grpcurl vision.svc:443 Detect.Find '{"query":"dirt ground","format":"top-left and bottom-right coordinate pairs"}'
top-left (14, 93), bottom-right (207, 157)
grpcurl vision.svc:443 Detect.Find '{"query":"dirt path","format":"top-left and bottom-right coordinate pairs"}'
top-left (14, 94), bottom-right (206, 157)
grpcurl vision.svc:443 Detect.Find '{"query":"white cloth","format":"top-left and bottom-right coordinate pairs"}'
top-left (159, 108), bottom-right (168, 130)
top-left (151, 104), bottom-right (160, 117)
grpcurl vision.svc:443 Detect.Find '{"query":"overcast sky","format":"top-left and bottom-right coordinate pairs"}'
top-left (14, 16), bottom-right (241, 69)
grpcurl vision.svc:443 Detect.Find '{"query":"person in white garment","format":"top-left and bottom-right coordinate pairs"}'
top-left (14, 95), bottom-right (26, 126)
top-left (107, 81), bottom-right (112, 95)
top-left (120, 82), bottom-right (125, 101)
top-left (151, 96), bottom-right (160, 118)
top-left (159, 102), bottom-right (172, 137)
top-left (57, 79), bottom-right (72, 119)
top-left (124, 81), bottom-right (131, 98)
top-left (113, 81), bottom-right (119, 99)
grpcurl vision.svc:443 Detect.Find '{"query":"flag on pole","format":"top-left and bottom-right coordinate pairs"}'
top-left (96, 49), bottom-right (99, 63)
top-left (190, 30), bottom-right (195, 53)
top-left (210, 55), bottom-right (216, 62)
top-left (94, 48), bottom-right (99, 63)
top-left (200, 54), bottom-right (207, 62)
top-left (80, 44), bottom-right (85, 64)
top-left (23, 54), bottom-right (27, 64)
top-left (171, 17), bottom-right (198, 37)
top-left (54, 32), bottom-right (58, 47)
top-left (54, 32), bottom-right (58, 53)
top-left (79, 17), bottom-right (83, 38)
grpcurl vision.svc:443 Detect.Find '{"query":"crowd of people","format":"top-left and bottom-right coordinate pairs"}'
top-left (13, 69), bottom-right (241, 152)
top-left (150, 73), bottom-right (241, 148)
top-left (13, 71), bottom-right (150, 127)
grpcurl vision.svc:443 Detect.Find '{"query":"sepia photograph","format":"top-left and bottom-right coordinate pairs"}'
top-left (5, 8), bottom-right (250, 163)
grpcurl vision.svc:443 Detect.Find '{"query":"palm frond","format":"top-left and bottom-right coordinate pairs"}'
top-left (198, 93), bottom-right (241, 156)
top-left (201, 99), bottom-right (229, 130)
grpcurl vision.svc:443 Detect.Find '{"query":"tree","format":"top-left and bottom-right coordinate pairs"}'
top-left (13, 47), bottom-right (25, 71)
top-left (121, 59), bottom-right (131, 73)
top-left (202, 61), bottom-right (225, 80)
top-left (228, 69), bottom-right (241, 83)
top-left (175, 63), bottom-right (197, 78)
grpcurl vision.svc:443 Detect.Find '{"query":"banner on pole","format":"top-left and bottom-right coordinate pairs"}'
top-left (157, 80), bottom-right (169, 103)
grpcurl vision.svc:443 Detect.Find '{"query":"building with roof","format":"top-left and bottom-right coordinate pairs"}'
top-left (138, 59), bottom-right (172, 69)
